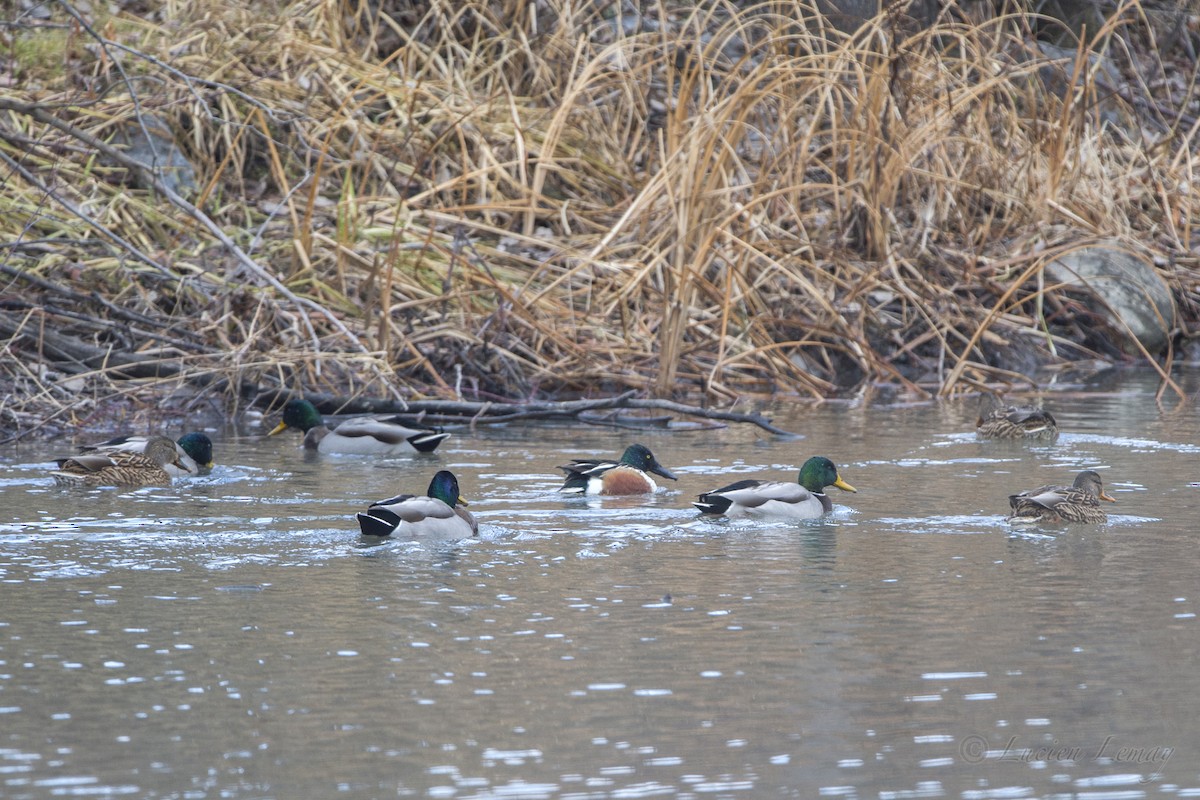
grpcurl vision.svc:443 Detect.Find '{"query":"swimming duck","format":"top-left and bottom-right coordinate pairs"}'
top-left (693, 456), bottom-right (857, 519)
top-left (81, 432), bottom-right (214, 477)
top-left (557, 443), bottom-right (678, 495)
top-left (269, 398), bottom-right (449, 454)
top-left (976, 393), bottom-right (1058, 439)
top-left (356, 470), bottom-right (478, 539)
top-left (1007, 470), bottom-right (1116, 523)
top-left (52, 436), bottom-right (188, 487)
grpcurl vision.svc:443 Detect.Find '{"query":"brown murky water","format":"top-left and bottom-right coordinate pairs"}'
top-left (1, 369), bottom-right (1197, 798)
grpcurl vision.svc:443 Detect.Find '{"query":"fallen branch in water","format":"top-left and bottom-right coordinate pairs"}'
top-left (623, 398), bottom-right (800, 437)
top-left (260, 390), bottom-right (801, 437)
top-left (0, 310), bottom-right (800, 437)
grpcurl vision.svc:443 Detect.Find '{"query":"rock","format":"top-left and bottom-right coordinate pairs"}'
top-left (1034, 42), bottom-right (1127, 128)
top-left (1045, 242), bottom-right (1175, 355)
top-left (812, 0), bottom-right (941, 32)
top-left (111, 114), bottom-right (198, 199)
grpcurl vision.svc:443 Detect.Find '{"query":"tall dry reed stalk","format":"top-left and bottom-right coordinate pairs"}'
top-left (0, 0), bottom-right (1195, 430)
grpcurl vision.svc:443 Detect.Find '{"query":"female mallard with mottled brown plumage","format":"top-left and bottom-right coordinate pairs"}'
top-left (1007, 470), bottom-right (1116, 523)
top-left (81, 432), bottom-right (214, 477)
top-left (976, 393), bottom-right (1058, 440)
top-left (52, 436), bottom-right (188, 488)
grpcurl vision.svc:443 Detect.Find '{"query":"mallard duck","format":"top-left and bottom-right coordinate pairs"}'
top-left (81, 432), bottom-right (214, 477)
top-left (268, 398), bottom-right (449, 454)
top-left (356, 470), bottom-right (478, 539)
top-left (976, 393), bottom-right (1058, 439)
top-left (557, 443), bottom-right (678, 495)
top-left (52, 436), bottom-right (188, 487)
top-left (1007, 469), bottom-right (1116, 523)
top-left (693, 456), bottom-right (857, 519)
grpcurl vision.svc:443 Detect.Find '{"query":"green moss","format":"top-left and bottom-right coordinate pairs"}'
top-left (10, 29), bottom-right (72, 82)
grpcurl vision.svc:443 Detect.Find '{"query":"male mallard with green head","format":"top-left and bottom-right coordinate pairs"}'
top-left (1007, 470), bottom-right (1116, 523)
top-left (976, 393), bottom-right (1058, 440)
top-left (52, 436), bottom-right (188, 488)
top-left (356, 470), bottom-right (478, 539)
top-left (269, 398), bottom-right (449, 455)
top-left (557, 443), bottom-right (678, 495)
top-left (82, 432), bottom-right (215, 477)
top-left (693, 456), bottom-right (857, 520)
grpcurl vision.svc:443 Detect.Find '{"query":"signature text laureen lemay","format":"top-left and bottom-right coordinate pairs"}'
top-left (960, 735), bottom-right (1174, 768)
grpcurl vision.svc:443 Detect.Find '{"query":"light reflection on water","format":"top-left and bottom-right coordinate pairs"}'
top-left (0, 371), bottom-right (1198, 797)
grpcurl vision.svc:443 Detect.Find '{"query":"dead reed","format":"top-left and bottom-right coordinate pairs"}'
top-left (1, 0), bottom-right (1197, 434)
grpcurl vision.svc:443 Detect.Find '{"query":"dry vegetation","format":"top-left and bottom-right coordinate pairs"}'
top-left (1, 0), bottom-right (1198, 436)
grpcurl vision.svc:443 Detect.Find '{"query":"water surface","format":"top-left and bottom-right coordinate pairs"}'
top-left (1, 370), bottom-right (1197, 798)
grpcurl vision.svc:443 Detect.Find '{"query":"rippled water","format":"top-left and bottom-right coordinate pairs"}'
top-left (1, 370), bottom-right (1198, 798)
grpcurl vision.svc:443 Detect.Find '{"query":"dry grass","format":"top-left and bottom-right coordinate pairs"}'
top-left (1, 0), bottom-right (1197, 433)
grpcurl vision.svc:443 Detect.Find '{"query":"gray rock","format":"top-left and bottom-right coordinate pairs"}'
top-left (812, 0), bottom-right (941, 32)
top-left (1034, 42), bottom-right (1127, 129)
top-left (1045, 242), bottom-right (1175, 354)
top-left (111, 115), bottom-right (198, 199)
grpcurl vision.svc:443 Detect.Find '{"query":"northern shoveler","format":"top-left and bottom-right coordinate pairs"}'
top-left (557, 443), bottom-right (678, 495)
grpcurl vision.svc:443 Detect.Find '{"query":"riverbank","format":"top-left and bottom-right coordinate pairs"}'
top-left (2, 0), bottom-right (1197, 439)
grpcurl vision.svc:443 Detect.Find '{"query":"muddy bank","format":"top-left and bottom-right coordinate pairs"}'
top-left (2, 0), bottom-right (1197, 439)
